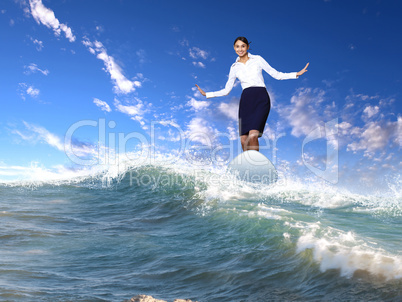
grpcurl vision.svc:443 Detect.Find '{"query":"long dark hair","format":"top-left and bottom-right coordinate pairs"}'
top-left (233, 36), bottom-right (250, 46)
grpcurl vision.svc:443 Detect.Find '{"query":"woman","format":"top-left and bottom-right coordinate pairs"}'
top-left (196, 36), bottom-right (309, 152)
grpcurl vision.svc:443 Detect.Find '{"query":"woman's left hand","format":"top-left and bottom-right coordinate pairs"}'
top-left (297, 62), bottom-right (309, 77)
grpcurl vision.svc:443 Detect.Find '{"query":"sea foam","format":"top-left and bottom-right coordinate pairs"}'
top-left (296, 227), bottom-right (402, 281)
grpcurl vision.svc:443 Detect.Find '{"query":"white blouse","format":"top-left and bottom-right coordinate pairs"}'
top-left (205, 53), bottom-right (298, 99)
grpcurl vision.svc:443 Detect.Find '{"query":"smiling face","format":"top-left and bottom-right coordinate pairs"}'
top-left (234, 40), bottom-right (249, 58)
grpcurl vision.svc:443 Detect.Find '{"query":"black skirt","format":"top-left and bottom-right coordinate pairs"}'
top-left (238, 87), bottom-right (271, 137)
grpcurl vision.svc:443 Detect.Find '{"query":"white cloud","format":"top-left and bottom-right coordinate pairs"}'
top-left (185, 117), bottom-right (218, 147)
top-left (30, 37), bottom-right (44, 51)
top-left (157, 120), bottom-right (181, 128)
top-left (342, 92), bottom-right (394, 126)
top-left (24, 63), bottom-right (49, 75)
top-left (25, 121), bottom-right (64, 150)
top-left (180, 39), bottom-right (189, 47)
top-left (114, 98), bottom-right (148, 129)
top-left (192, 61), bottom-right (205, 68)
top-left (29, 0), bottom-right (76, 42)
top-left (278, 87), bottom-right (327, 138)
top-left (13, 121), bottom-right (64, 151)
top-left (0, 164), bottom-right (29, 177)
top-left (0, 162), bottom-right (98, 183)
top-left (347, 119), bottom-right (401, 155)
top-left (218, 101), bottom-right (238, 121)
top-left (97, 51), bottom-right (135, 94)
top-left (114, 98), bottom-right (144, 116)
top-left (340, 90), bottom-right (401, 156)
top-left (130, 115), bottom-right (147, 129)
top-left (363, 105), bottom-right (379, 118)
top-left (336, 122), bottom-right (352, 135)
top-left (27, 85), bottom-right (40, 97)
top-left (397, 116), bottom-right (402, 146)
top-left (93, 98), bottom-right (111, 112)
top-left (19, 83), bottom-right (40, 100)
top-left (153, 120), bottom-right (183, 142)
top-left (345, 92), bottom-right (379, 103)
top-left (82, 38), bottom-right (95, 54)
top-left (186, 98), bottom-right (210, 111)
top-left (166, 128), bottom-right (182, 142)
top-left (95, 25), bottom-right (104, 33)
top-left (13, 121), bottom-right (96, 158)
top-left (227, 125), bottom-right (237, 141)
top-left (82, 37), bottom-right (138, 94)
top-left (189, 47), bottom-right (208, 60)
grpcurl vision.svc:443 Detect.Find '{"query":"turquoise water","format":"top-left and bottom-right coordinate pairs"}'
top-left (0, 162), bottom-right (401, 301)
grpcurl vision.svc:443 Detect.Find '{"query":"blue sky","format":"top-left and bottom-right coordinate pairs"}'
top-left (0, 0), bottom-right (401, 192)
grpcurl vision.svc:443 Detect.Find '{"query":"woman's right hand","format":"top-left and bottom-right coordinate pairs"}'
top-left (195, 84), bottom-right (206, 97)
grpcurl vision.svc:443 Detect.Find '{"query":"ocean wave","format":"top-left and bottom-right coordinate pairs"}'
top-left (1, 152), bottom-right (400, 214)
top-left (1, 152), bottom-right (401, 300)
top-left (296, 226), bottom-right (402, 281)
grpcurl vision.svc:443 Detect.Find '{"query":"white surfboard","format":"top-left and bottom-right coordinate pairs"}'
top-left (228, 150), bottom-right (278, 184)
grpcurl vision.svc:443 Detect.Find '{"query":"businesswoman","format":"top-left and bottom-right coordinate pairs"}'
top-left (196, 36), bottom-right (309, 152)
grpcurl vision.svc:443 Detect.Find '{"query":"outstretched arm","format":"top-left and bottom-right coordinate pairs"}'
top-left (259, 56), bottom-right (309, 80)
top-left (195, 84), bottom-right (206, 96)
top-left (296, 63), bottom-right (309, 77)
top-left (195, 65), bottom-right (236, 98)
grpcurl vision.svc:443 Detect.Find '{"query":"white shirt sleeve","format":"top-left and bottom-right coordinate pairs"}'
top-left (258, 55), bottom-right (298, 80)
top-left (205, 66), bottom-right (237, 98)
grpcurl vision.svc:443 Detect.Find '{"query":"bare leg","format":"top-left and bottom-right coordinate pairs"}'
top-left (247, 130), bottom-right (260, 151)
top-left (240, 134), bottom-right (248, 151)
top-left (240, 130), bottom-right (260, 151)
